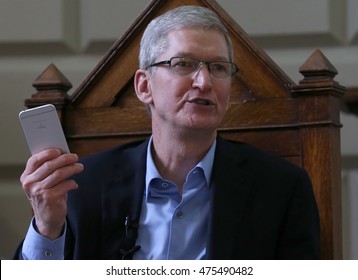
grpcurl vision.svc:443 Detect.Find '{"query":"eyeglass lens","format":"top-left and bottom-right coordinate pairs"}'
top-left (170, 57), bottom-right (236, 79)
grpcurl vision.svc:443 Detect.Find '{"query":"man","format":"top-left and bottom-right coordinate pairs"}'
top-left (15, 5), bottom-right (320, 260)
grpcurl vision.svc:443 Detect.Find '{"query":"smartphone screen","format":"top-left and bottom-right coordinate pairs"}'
top-left (19, 104), bottom-right (70, 155)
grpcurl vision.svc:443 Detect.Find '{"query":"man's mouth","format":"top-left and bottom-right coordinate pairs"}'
top-left (189, 98), bottom-right (214, 106)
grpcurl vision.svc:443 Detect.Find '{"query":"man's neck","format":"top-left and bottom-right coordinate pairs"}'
top-left (151, 129), bottom-right (216, 193)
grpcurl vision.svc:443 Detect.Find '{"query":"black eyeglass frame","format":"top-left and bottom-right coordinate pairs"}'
top-left (146, 57), bottom-right (239, 79)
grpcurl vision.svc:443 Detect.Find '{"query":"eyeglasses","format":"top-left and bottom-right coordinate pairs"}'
top-left (146, 57), bottom-right (239, 80)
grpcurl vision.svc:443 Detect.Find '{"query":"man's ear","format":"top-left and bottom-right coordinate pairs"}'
top-left (134, 69), bottom-right (153, 105)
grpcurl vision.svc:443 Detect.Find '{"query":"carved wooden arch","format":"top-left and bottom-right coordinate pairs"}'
top-left (25, 0), bottom-right (345, 259)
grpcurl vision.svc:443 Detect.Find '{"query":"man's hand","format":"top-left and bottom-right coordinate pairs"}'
top-left (20, 149), bottom-right (84, 240)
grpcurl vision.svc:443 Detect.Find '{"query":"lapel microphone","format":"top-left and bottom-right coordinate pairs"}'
top-left (125, 216), bottom-right (139, 237)
top-left (121, 216), bottom-right (141, 259)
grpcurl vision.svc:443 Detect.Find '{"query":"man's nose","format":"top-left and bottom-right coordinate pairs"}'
top-left (192, 63), bottom-right (213, 89)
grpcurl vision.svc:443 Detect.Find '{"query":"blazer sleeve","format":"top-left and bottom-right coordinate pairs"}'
top-left (275, 169), bottom-right (320, 259)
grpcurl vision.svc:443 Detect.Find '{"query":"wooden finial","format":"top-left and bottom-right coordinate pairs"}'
top-left (298, 49), bottom-right (338, 85)
top-left (32, 63), bottom-right (72, 92)
top-left (25, 64), bottom-right (72, 108)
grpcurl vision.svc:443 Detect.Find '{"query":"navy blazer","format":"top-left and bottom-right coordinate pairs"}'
top-left (16, 137), bottom-right (320, 259)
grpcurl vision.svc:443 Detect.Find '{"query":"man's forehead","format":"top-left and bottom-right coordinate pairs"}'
top-left (164, 28), bottom-right (229, 59)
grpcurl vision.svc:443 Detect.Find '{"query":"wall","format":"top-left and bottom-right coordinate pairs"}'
top-left (0, 0), bottom-right (357, 259)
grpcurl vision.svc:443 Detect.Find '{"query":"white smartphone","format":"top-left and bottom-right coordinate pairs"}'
top-left (19, 104), bottom-right (70, 155)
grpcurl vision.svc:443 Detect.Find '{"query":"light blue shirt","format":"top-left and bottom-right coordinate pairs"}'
top-left (22, 218), bottom-right (65, 260)
top-left (22, 137), bottom-right (216, 260)
top-left (133, 137), bottom-right (215, 259)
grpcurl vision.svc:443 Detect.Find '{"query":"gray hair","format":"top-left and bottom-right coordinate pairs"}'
top-left (139, 5), bottom-right (234, 70)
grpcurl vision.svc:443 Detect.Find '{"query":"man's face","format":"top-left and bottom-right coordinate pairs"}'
top-left (141, 28), bottom-right (232, 134)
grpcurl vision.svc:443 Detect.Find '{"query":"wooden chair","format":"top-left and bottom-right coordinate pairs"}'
top-left (24, 0), bottom-right (345, 259)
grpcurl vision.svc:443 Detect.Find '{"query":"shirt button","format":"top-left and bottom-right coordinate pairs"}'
top-left (44, 250), bottom-right (53, 257)
top-left (176, 210), bottom-right (184, 219)
top-left (162, 182), bottom-right (168, 188)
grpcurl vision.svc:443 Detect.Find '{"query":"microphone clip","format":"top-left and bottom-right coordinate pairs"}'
top-left (120, 245), bottom-right (141, 260)
top-left (120, 216), bottom-right (140, 259)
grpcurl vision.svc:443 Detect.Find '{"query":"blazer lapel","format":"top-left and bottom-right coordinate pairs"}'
top-left (100, 139), bottom-right (148, 259)
top-left (207, 137), bottom-right (253, 259)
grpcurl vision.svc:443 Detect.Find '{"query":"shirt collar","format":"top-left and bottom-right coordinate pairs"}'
top-left (145, 135), bottom-right (216, 194)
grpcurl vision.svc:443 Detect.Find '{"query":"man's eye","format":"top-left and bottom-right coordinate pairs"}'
top-left (174, 60), bottom-right (194, 68)
top-left (211, 63), bottom-right (227, 72)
